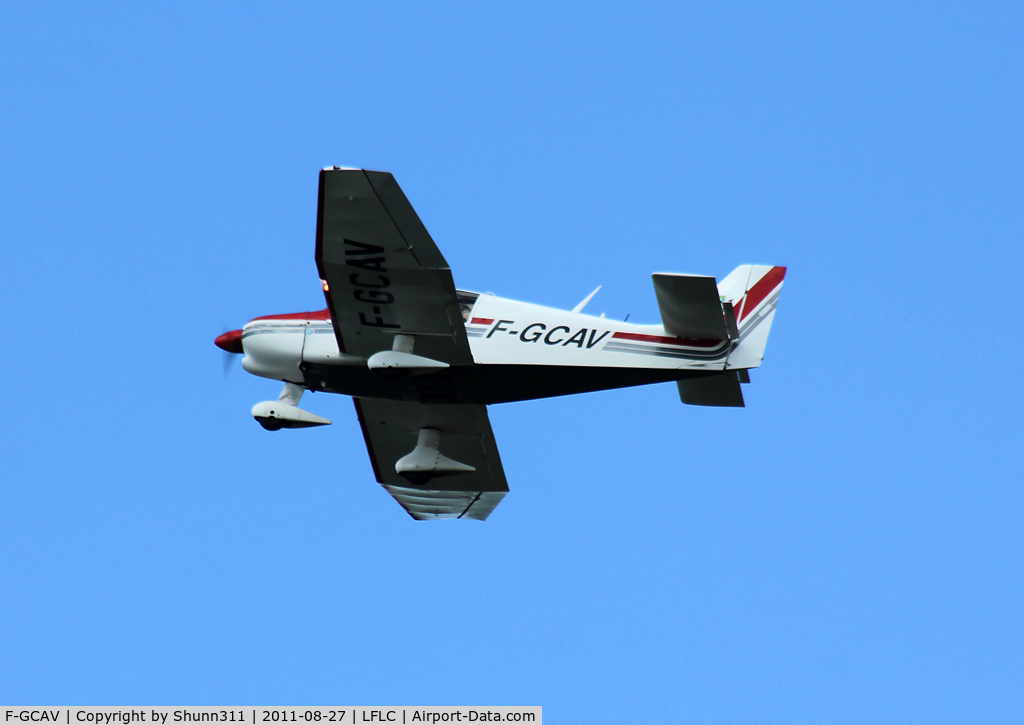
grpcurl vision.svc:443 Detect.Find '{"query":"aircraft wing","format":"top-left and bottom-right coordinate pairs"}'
top-left (315, 167), bottom-right (474, 365)
top-left (353, 398), bottom-right (508, 520)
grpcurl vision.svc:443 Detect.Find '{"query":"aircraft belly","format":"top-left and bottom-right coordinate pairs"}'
top-left (463, 365), bottom-right (702, 403)
top-left (301, 362), bottom-right (711, 405)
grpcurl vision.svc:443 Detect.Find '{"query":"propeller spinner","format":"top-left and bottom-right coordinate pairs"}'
top-left (214, 329), bottom-right (244, 354)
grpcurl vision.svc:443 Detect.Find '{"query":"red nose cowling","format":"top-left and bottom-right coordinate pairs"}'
top-left (215, 329), bottom-right (244, 354)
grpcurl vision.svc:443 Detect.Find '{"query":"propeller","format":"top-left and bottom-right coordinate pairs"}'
top-left (215, 329), bottom-right (244, 377)
top-left (221, 349), bottom-right (239, 377)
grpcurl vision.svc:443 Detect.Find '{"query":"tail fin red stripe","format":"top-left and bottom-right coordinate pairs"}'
top-left (737, 266), bottom-right (786, 322)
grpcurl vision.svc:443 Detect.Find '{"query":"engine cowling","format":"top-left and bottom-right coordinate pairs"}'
top-left (241, 322), bottom-right (305, 382)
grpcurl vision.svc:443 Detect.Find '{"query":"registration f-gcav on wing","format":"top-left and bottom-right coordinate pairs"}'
top-left (215, 168), bottom-right (787, 520)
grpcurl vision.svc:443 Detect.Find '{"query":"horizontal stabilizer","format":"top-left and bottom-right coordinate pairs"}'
top-left (677, 372), bottom-right (745, 407)
top-left (652, 274), bottom-right (729, 341)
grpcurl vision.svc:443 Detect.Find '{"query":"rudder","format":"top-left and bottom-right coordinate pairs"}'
top-left (718, 265), bottom-right (787, 369)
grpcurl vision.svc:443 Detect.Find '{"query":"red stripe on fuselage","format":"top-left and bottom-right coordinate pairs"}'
top-left (251, 308), bottom-right (331, 322)
top-left (470, 317), bottom-right (494, 325)
top-left (612, 332), bottom-right (722, 348)
top-left (737, 267), bottom-right (786, 322)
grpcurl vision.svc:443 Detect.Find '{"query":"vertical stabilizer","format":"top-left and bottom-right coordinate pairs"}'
top-left (718, 265), bottom-right (787, 369)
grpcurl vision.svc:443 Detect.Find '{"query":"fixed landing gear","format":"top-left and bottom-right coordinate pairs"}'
top-left (252, 382), bottom-right (332, 430)
top-left (395, 427), bottom-right (475, 485)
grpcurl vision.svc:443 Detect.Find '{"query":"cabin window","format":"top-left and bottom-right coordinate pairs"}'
top-left (456, 290), bottom-right (480, 321)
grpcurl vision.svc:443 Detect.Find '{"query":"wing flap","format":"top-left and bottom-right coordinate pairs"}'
top-left (382, 487), bottom-right (505, 521)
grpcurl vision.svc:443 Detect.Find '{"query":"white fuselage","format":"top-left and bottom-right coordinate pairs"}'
top-left (239, 291), bottom-right (778, 388)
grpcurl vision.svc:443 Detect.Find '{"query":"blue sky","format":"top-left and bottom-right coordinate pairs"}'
top-left (1, 2), bottom-right (1022, 721)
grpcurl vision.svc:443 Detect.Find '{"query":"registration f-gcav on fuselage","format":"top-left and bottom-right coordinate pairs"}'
top-left (215, 168), bottom-right (787, 520)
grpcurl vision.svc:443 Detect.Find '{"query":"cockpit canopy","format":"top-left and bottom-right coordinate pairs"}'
top-left (457, 290), bottom-right (480, 321)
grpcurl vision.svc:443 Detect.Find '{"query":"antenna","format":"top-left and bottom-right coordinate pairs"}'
top-left (572, 286), bottom-right (602, 314)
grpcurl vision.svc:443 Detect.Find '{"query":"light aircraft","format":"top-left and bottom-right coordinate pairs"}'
top-left (216, 168), bottom-right (786, 520)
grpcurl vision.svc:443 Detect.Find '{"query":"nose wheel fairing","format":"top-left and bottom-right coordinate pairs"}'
top-left (251, 382), bottom-right (332, 430)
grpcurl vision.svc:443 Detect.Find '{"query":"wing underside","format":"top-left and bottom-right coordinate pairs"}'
top-left (315, 167), bottom-right (473, 365)
top-left (315, 168), bottom-right (508, 519)
top-left (353, 398), bottom-right (508, 521)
